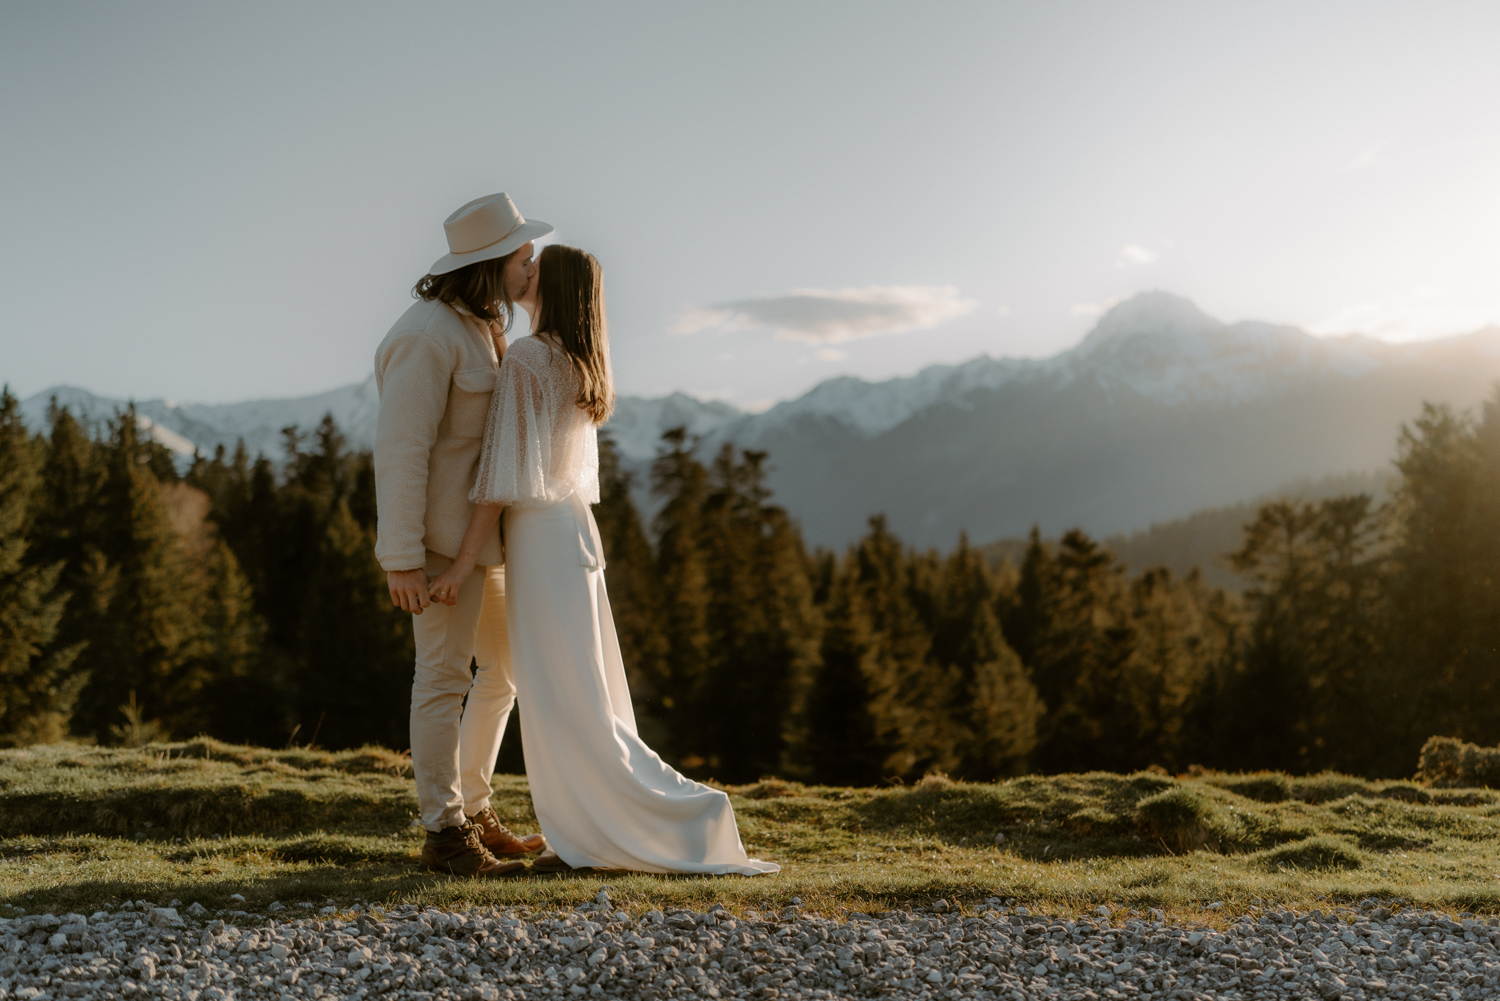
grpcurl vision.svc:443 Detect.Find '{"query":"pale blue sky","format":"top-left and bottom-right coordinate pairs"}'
top-left (3, 1), bottom-right (1498, 410)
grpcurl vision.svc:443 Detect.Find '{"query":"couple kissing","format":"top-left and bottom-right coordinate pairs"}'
top-left (372, 192), bottom-right (777, 879)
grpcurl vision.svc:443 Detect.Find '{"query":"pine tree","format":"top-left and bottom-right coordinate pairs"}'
top-left (264, 417), bottom-right (349, 650)
top-left (1221, 494), bottom-right (1386, 772)
top-left (964, 628), bottom-right (1042, 777)
top-left (804, 555), bottom-right (887, 784)
top-left (1120, 567), bottom-right (1235, 772)
top-left (695, 446), bottom-right (821, 781)
top-left (70, 407), bottom-right (208, 740)
top-left (1002, 527), bottom-right (1050, 668)
top-left (931, 535), bottom-right (1042, 778)
top-left (650, 427), bottom-right (712, 763)
top-left (346, 450), bottom-right (379, 532)
top-left (1025, 529), bottom-right (1136, 773)
top-left (0, 390), bottom-right (85, 744)
top-left (849, 516), bottom-right (947, 780)
top-left (1305, 494), bottom-right (1388, 769)
top-left (211, 414), bottom-right (409, 750)
top-left (200, 536), bottom-right (262, 682)
top-left (185, 441), bottom-right (292, 745)
top-left (296, 500), bottom-right (413, 749)
top-left (1461, 389), bottom-right (1500, 744)
top-left (755, 499), bottom-right (822, 776)
top-left (1363, 399), bottom-right (1494, 772)
top-left (27, 404), bottom-right (113, 710)
top-left (595, 433), bottom-right (670, 741)
top-left (195, 538), bottom-right (286, 745)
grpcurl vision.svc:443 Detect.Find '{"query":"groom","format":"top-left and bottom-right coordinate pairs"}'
top-left (374, 192), bottom-right (551, 877)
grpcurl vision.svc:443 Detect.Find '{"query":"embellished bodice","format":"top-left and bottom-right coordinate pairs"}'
top-left (471, 336), bottom-right (599, 509)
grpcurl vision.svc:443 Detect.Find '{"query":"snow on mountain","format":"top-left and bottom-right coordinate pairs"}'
top-left (607, 293), bottom-right (1500, 465)
top-left (599, 292), bottom-right (1398, 464)
top-left (22, 293), bottom-right (1500, 470)
top-left (741, 355), bottom-right (1048, 440)
top-left (604, 356), bottom-right (1051, 468)
top-left (20, 292), bottom-right (1500, 548)
top-left (19, 292), bottom-right (1387, 465)
top-left (604, 393), bottom-right (743, 462)
top-left (20, 376), bottom-right (380, 461)
top-left (1063, 291), bottom-right (1383, 405)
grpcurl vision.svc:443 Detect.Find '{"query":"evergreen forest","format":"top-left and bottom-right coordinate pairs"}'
top-left (4, 386), bottom-right (1499, 783)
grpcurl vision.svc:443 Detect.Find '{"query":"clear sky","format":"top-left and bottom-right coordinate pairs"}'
top-left (3, 1), bottom-right (1498, 411)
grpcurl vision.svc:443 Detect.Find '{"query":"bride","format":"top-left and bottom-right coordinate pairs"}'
top-left (427, 243), bottom-right (777, 876)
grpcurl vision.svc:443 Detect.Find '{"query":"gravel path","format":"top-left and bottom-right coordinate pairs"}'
top-left (2, 892), bottom-right (1497, 1000)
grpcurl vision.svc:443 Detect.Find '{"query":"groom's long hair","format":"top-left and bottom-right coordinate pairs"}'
top-left (533, 244), bottom-right (615, 425)
top-left (411, 249), bottom-right (524, 329)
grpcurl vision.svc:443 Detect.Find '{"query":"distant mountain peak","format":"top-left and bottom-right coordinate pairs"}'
top-left (1077, 291), bottom-right (1224, 353)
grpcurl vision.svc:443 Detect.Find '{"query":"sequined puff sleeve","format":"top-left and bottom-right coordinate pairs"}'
top-left (471, 350), bottom-right (559, 508)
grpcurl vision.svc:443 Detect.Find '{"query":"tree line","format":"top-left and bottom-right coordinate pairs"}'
top-left (3, 385), bottom-right (1499, 781)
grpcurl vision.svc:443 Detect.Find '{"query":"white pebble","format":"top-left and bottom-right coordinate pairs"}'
top-left (147, 907), bottom-right (181, 928)
top-left (5, 895), bottom-right (1486, 1001)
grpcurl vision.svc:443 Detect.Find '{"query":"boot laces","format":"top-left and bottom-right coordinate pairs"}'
top-left (479, 806), bottom-right (516, 837)
top-left (462, 822), bottom-right (496, 861)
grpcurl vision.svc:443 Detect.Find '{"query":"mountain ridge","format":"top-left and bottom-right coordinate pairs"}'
top-left (19, 292), bottom-right (1500, 548)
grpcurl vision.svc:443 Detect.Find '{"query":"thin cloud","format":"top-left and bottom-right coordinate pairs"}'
top-left (815, 348), bottom-right (849, 362)
top-left (671, 285), bottom-right (978, 344)
top-left (1116, 244), bottom-right (1159, 268)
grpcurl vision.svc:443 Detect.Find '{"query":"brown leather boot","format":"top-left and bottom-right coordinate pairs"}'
top-left (419, 820), bottom-right (526, 878)
top-left (468, 804), bottom-right (547, 856)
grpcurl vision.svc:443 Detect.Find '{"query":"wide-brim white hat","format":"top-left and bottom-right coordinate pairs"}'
top-left (428, 192), bottom-right (553, 276)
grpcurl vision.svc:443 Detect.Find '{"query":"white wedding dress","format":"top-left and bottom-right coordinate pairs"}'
top-left (471, 336), bottom-right (778, 875)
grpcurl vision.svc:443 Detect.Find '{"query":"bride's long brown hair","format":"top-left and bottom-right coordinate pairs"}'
top-left (532, 244), bottom-right (615, 425)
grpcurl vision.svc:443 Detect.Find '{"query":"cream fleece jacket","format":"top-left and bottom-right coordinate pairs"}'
top-left (373, 297), bottom-right (507, 571)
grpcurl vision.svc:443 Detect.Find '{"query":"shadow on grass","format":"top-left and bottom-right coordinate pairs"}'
top-left (155, 835), bottom-right (416, 866)
top-left (0, 866), bottom-right (420, 912)
top-left (844, 774), bottom-right (1175, 861)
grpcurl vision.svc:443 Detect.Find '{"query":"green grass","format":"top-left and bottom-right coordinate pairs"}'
top-left (4, 740), bottom-right (1500, 924)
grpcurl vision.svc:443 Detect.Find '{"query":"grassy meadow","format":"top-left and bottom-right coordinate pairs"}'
top-left (3, 739), bottom-right (1500, 924)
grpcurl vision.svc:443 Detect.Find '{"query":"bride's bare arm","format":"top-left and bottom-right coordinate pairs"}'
top-left (427, 502), bottom-right (504, 604)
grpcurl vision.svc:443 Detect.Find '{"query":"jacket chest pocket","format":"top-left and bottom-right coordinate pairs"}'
top-left (446, 367), bottom-right (497, 439)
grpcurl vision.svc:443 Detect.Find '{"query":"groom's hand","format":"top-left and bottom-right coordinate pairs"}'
top-left (387, 569), bottom-right (433, 615)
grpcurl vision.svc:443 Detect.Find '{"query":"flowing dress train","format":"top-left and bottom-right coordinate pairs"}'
top-left (471, 336), bottom-right (777, 875)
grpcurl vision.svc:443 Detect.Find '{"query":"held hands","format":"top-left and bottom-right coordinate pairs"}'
top-left (387, 569), bottom-right (432, 615)
top-left (427, 557), bottom-right (477, 606)
top-left (426, 503), bottom-right (502, 606)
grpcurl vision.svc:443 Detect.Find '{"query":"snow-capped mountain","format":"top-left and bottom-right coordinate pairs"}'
top-left (607, 292), bottom-right (1500, 546)
top-left (609, 290), bottom-right (1493, 467)
top-left (19, 378), bottom-right (382, 463)
top-left (601, 393), bottom-right (743, 462)
top-left (20, 292), bottom-right (1500, 548)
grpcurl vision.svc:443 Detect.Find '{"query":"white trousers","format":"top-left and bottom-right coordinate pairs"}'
top-left (504, 498), bottom-right (778, 875)
top-left (409, 551), bottom-right (515, 832)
